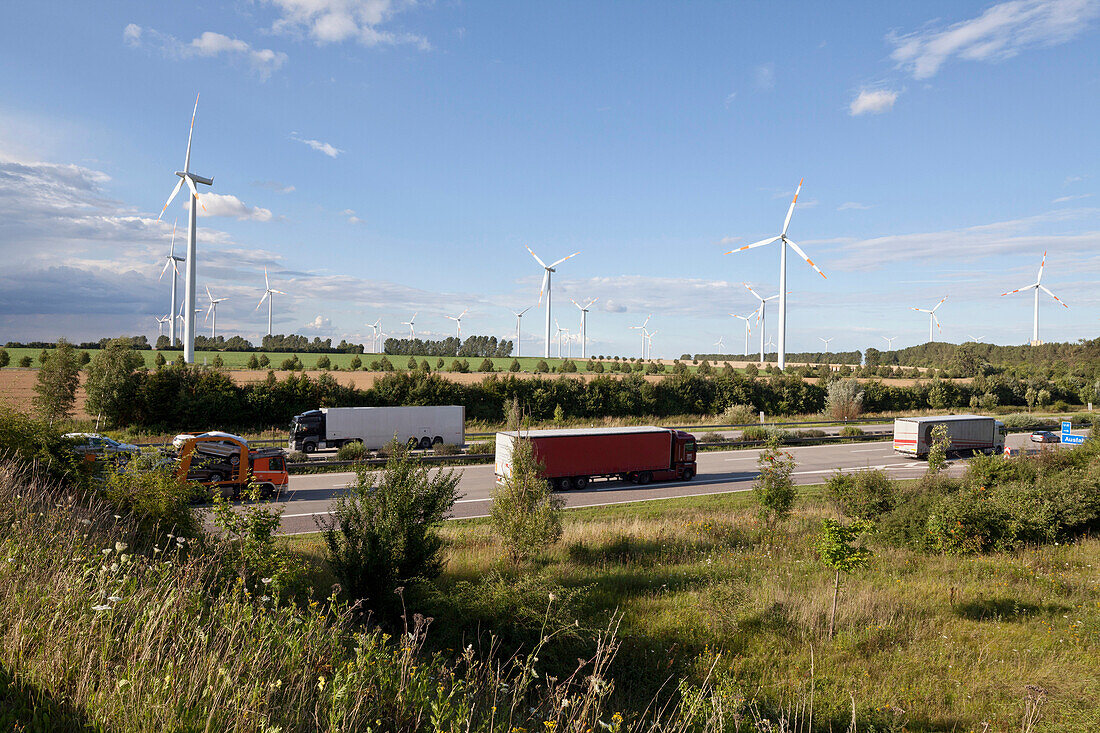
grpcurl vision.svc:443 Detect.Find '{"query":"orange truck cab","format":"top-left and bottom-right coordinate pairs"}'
top-left (171, 432), bottom-right (289, 499)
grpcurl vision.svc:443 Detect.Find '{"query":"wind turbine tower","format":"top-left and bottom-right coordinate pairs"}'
top-left (526, 246), bottom-right (579, 358)
top-left (731, 313), bottom-right (753, 356)
top-left (157, 94), bottom-right (213, 363)
top-left (819, 336), bottom-right (833, 354)
top-left (256, 267), bottom-right (287, 337)
top-left (743, 283), bottom-right (780, 364)
top-left (726, 180), bottom-right (826, 369)
top-left (571, 297), bottom-right (598, 359)
top-left (401, 312), bottom-right (417, 340)
top-left (510, 307), bottom-right (532, 357)
top-left (1000, 251), bottom-right (1068, 345)
top-left (158, 220), bottom-right (184, 347)
top-left (882, 336), bottom-right (897, 350)
top-left (205, 286), bottom-right (228, 338)
top-left (911, 297), bottom-right (947, 343)
top-left (714, 336), bottom-right (725, 354)
top-left (445, 310), bottom-right (468, 341)
top-left (629, 314), bottom-right (651, 359)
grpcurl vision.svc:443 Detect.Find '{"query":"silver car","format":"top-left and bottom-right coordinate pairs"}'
top-left (63, 433), bottom-right (141, 463)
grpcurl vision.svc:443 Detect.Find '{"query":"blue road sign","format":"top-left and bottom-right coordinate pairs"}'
top-left (1061, 421), bottom-right (1072, 435)
top-left (1063, 434), bottom-right (1086, 445)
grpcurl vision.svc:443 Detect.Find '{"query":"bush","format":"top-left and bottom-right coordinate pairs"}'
top-left (509, 359), bottom-right (521, 372)
top-left (721, 403), bottom-right (756, 425)
top-left (535, 360), bottom-right (550, 373)
top-left (753, 439), bottom-right (797, 528)
top-left (318, 445), bottom-right (460, 611)
top-left (433, 442), bottom-right (460, 455)
top-left (212, 354), bottom-right (224, 368)
top-left (247, 353), bottom-right (260, 369)
top-left (336, 441), bottom-right (367, 461)
top-left (824, 469), bottom-right (896, 521)
top-left (450, 359), bottom-right (469, 373)
top-left (740, 426), bottom-right (768, 441)
top-left (826, 378), bottom-right (864, 420)
top-left (795, 429), bottom-right (827, 438)
top-left (407, 356), bottom-right (418, 370)
top-left (839, 426), bottom-right (864, 437)
top-left (1001, 413), bottom-right (1046, 430)
top-left (698, 431), bottom-right (725, 444)
top-left (84, 339), bottom-right (146, 427)
top-left (560, 359), bottom-right (577, 373)
top-left (350, 355), bottom-right (362, 370)
top-left (491, 437), bottom-right (563, 563)
top-left (316, 355), bottom-right (331, 370)
top-left (479, 358), bottom-right (494, 372)
top-left (258, 353), bottom-right (270, 367)
top-left (99, 459), bottom-right (201, 542)
top-left (154, 352), bottom-right (167, 367)
top-left (280, 356), bottom-right (301, 371)
top-left (0, 348), bottom-right (8, 368)
top-left (18, 356), bottom-right (32, 367)
top-left (466, 441), bottom-right (495, 455)
top-left (287, 451), bottom-right (308, 463)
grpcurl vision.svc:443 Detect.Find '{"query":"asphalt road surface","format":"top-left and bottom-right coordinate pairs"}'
top-left (268, 433), bottom-right (1032, 535)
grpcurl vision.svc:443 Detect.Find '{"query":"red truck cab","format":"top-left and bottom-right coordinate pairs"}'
top-left (171, 432), bottom-right (289, 500)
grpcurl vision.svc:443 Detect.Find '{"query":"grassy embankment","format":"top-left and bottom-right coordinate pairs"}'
top-left (285, 487), bottom-right (1100, 731)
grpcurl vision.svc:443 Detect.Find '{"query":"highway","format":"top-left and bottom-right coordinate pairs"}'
top-left (269, 433), bottom-right (1032, 535)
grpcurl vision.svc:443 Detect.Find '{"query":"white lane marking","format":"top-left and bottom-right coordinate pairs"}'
top-left (723, 457), bottom-right (758, 462)
top-left (851, 448), bottom-right (887, 453)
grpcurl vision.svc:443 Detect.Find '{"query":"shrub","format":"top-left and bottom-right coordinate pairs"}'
top-left (336, 441), bottom-right (367, 461)
top-left (212, 354), bottom-right (224, 368)
top-left (466, 441), bottom-right (495, 455)
top-left (560, 359), bottom-right (577, 373)
top-left (0, 348), bottom-right (8, 368)
top-left (796, 429), bottom-right (827, 438)
top-left (592, 361), bottom-right (605, 374)
top-left (721, 403), bottom-right (756, 425)
top-left (99, 459), bottom-right (201, 542)
top-left (154, 352), bottom-right (167, 367)
top-left (316, 355), bottom-right (331, 370)
top-left (479, 358), bottom-right (494, 372)
top-left (450, 359), bottom-right (469, 373)
top-left (745, 363), bottom-right (759, 377)
top-left (18, 356), bottom-right (32, 367)
top-left (927, 423), bottom-right (950, 475)
top-left (740, 426), bottom-right (768, 441)
top-left (698, 431), bottom-right (725, 444)
top-left (534, 360), bottom-right (550, 373)
top-left (318, 445), bottom-right (460, 611)
top-left (350, 355), bottom-right (362, 370)
top-left (247, 353), bottom-right (260, 369)
top-left (287, 451), bottom-right (308, 463)
top-left (509, 359), bottom-right (521, 372)
top-left (433, 442), bottom-right (460, 455)
top-left (839, 426), bottom-right (864, 437)
top-left (824, 469), bottom-right (896, 521)
top-left (826, 378), bottom-right (864, 420)
top-left (1002, 413), bottom-right (1046, 430)
top-left (258, 353), bottom-right (270, 367)
top-left (436, 357), bottom-right (445, 369)
top-left (379, 357), bottom-right (395, 372)
top-left (407, 357), bottom-right (418, 370)
top-left (490, 437), bottom-right (563, 563)
top-left (753, 438), bottom-right (797, 528)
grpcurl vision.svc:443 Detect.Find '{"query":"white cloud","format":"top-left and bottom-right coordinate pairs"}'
top-left (837, 201), bottom-right (872, 211)
top-left (123, 24), bottom-right (288, 79)
top-left (264, 0), bottom-right (430, 50)
top-left (292, 133), bottom-right (343, 158)
top-left (342, 208), bottom-right (362, 224)
top-left (888, 0), bottom-right (1099, 79)
top-left (1052, 193), bottom-right (1093, 203)
top-left (195, 193), bottom-right (274, 221)
top-left (306, 315), bottom-right (331, 330)
top-left (754, 63), bottom-right (775, 90)
top-left (724, 92), bottom-right (737, 108)
top-left (849, 88), bottom-right (898, 116)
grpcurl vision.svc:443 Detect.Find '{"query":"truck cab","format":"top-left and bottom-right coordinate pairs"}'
top-left (171, 432), bottom-right (289, 500)
top-left (289, 410), bottom-right (324, 453)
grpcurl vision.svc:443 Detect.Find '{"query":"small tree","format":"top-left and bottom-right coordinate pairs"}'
top-left (814, 518), bottom-right (873, 639)
top-left (419, 359), bottom-right (431, 373)
top-left (155, 335), bottom-right (170, 350)
top-left (247, 353), bottom-right (260, 369)
top-left (509, 358), bottom-right (521, 372)
top-left (316, 355), bottom-right (331, 370)
top-left (79, 351), bottom-right (91, 366)
top-left (154, 352), bottom-right (167, 367)
top-left (561, 359), bottom-right (577, 373)
top-left (745, 363), bottom-right (759, 377)
top-left (212, 354), bottom-right (224, 368)
top-left (37, 349), bottom-right (50, 365)
top-left (19, 356), bottom-right (32, 368)
top-left (553, 404), bottom-right (565, 424)
top-left (318, 444), bottom-right (460, 611)
top-left (479, 358), bottom-right (494, 372)
top-left (826, 378), bottom-right (864, 420)
top-left (592, 360), bottom-right (605, 374)
top-left (258, 353), bottom-right (270, 367)
top-left (753, 437), bottom-right (797, 529)
top-left (1025, 386), bottom-right (1038, 413)
top-left (926, 423), bottom-right (950, 474)
top-left (85, 338), bottom-right (146, 427)
top-left (407, 356), bottom-right (418, 370)
top-left (436, 357), bottom-right (445, 369)
top-left (0, 348), bottom-right (8, 368)
top-left (535, 359), bottom-right (550, 373)
top-left (490, 435), bottom-right (563, 564)
top-left (33, 338), bottom-right (80, 421)
top-left (350, 355), bottom-right (362, 370)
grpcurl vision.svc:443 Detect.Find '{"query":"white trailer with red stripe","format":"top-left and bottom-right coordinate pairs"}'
top-left (893, 415), bottom-right (1006, 458)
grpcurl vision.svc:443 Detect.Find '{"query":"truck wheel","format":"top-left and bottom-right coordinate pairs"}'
top-left (681, 468), bottom-right (695, 481)
top-left (557, 477), bottom-right (573, 491)
top-left (637, 472), bottom-right (652, 485)
top-left (573, 476), bottom-right (590, 490)
top-left (432, 436), bottom-right (444, 446)
top-left (209, 472), bottom-right (224, 484)
top-left (302, 442), bottom-right (317, 454)
top-left (419, 436), bottom-right (433, 450)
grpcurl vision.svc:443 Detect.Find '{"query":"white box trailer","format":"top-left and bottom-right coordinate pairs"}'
top-left (289, 406), bottom-right (465, 453)
top-left (893, 415), bottom-right (1006, 458)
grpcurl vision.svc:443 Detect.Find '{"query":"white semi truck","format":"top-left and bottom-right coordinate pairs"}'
top-left (893, 415), bottom-right (1006, 458)
top-left (289, 406), bottom-right (465, 453)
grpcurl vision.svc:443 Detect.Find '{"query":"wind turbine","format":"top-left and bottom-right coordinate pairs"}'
top-left (366, 320), bottom-right (381, 353)
top-left (205, 286), bottom-right (228, 339)
top-left (714, 336), bottom-right (725, 354)
top-left (526, 246), bottom-right (580, 358)
top-left (510, 307), bottom-right (532, 357)
top-left (646, 330), bottom-right (657, 360)
top-left (256, 266), bottom-right (287, 337)
top-left (571, 297), bottom-right (598, 359)
top-left (445, 309), bottom-right (467, 340)
top-left (819, 336), bottom-right (833, 354)
top-left (882, 336), bottom-right (897, 350)
top-left (154, 314), bottom-right (171, 340)
top-left (967, 334), bottom-right (983, 343)
top-left (157, 219), bottom-right (185, 347)
top-left (555, 320), bottom-right (567, 358)
top-left (401, 312), bottom-right (417, 340)
top-left (911, 296), bottom-right (947, 343)
top-left (726, 179), bottom-right (826, 369)
top-left (157, 94), bottom-right (213, 363)
top-left (1000, 251), bottom-right (1068, 346)
top-left (629, 314), bottom-right (651, 359)
top-left (731, 312), bottom-right (753, 356)
top-left (744, 283), bottom-right (780, 364)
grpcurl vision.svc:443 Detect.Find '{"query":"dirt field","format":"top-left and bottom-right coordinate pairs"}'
top-left (0, 367), bottom-right (953, 422)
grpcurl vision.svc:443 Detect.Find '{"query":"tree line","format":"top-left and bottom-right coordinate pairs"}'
top-left (691, 350), bottom-right (862, 365)
top-left (383, 335), bottom-right (513, 358)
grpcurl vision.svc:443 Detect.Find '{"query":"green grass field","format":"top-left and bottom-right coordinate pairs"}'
top-left (286, 487), bottom-right (1100, 730)
top-left (1, 346), bottom-right (735, 374)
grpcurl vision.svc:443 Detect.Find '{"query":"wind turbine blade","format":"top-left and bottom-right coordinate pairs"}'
top-left (784, 239), bottom-right (827, 279)
top-left (264, 267), bottom-right (270, 290)
top-left (911, 308), bottom-right (928, 313)
top-left (743, 283), bottom-right (764, 301)
top-left (272, 289), bottom-right (286, 295)
top-left (1039, 285), bottom-right (1069, 308)
top-left (1037, 250), bottom-right (1046, 284)
top-left (781, 178), bottom-right (803, 236)
top-left (256, 292), bottom-right (269, 310)
top-left (538, 270), bottom-right (549, 305)
top-left (184, 93), bottom-right (198, 172)
top-left (184, 176), bottom-right (205, 212)
top-left (159, 258), bottom-right (172, 281)
top-left (727, 236), bottom-right (780, 254)
top-left (931, 295), bottom-right (947, 312)
top-left (205, 303), bottom-right (213, 322)
top-left (206, 285), bottom-right (213, 301)
top-left (525, 245), bottom-right (547, 269)
top-left (158, 178), bottom-right (184, 220)
top-left (587, 297), bottom-right (598, 307)
top-left (549, 251), bottom-right (580, 268)
top-left (933, 313), bottom-right (942, 333)
top-left (520, 306), bottom-right (532, 316)
top-left (571, 298), bottom-right (581, 309)
top-left (170, 219), bottom-right (177, 254)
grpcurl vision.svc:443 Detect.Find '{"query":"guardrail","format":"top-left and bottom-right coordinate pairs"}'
top-left (465, 418), bottom-right (895, 439)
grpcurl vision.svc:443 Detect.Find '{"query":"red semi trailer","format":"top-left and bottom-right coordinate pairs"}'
top-left (494, 426), bottom-right (697, 491)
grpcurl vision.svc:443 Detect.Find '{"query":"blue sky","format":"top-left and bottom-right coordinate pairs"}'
top-left (1, 0), bottom-right (1098, 358)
